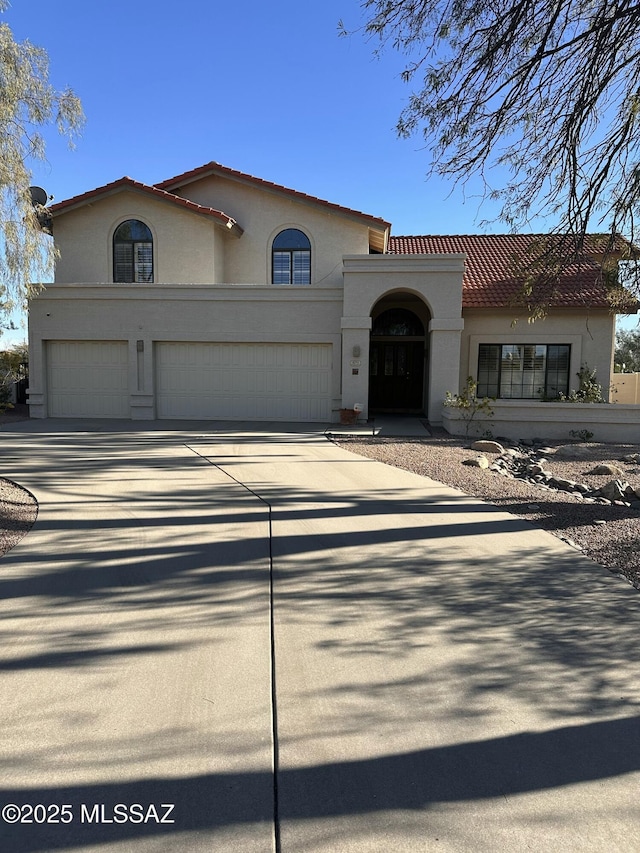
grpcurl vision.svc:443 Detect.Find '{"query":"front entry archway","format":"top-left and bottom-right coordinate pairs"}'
top-left (369, 302), bottom-right (428, 413)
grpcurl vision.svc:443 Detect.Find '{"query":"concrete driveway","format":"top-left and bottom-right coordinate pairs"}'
top-left (0, 420), bottom-right (639, 852)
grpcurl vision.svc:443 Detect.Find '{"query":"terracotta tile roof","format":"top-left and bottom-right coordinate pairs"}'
top-left (49, 177), bottom-right (244, 235)
top-left (156, 161), bottom-right (392, 231)
top-left (388, 234), bottom-right (631, 310)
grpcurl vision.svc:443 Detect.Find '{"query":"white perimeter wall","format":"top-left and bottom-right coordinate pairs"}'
top-left (443, 402), bottom-right (640, 443)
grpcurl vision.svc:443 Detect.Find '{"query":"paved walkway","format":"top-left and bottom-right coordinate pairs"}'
top-left (0, 420), bottom-right (639, 852)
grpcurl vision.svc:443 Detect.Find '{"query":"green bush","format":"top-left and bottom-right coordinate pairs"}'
top-left (0, 381), bottom-right (13, 414)
top-left (559, 364), bottom-right (606, 403)
top-left (444, 376), bottom-right (495, 437)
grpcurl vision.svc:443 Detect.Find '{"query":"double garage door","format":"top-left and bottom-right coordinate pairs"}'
top-left (156, 342), bottom-right (331, 420)
top-left (47, 341), bottom-right (332, 420)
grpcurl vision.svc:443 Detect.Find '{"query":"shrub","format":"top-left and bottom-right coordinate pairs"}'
top-left (0, 380), bottom-right (13, 414)
top-left (559, 364), bottom-right (606, 403)
top-left (444, 376), bottom-right (495, 437)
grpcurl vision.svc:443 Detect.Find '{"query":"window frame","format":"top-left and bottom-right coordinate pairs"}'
top-left (113, 219), bottom-right (154, 283)
top-left (477, 343), bottom-right (571, 400)
top-left (271, 228), bottom-right (311, 285)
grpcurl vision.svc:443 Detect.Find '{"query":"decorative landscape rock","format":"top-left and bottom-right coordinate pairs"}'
top-left (587, 463), bottom-right (625, 477)
top-left (460, 439), bottom-right (640, 511)
top-left (462, 455), bottom-right (489, 468)
top-left (554, 444), bottom-right (595, 460)
top-left (470, 440), bottom-right (504, 454)
top-left (594, 479), bottom-right (630, 502)
top-left (527, 461), bottom-right (548, 476)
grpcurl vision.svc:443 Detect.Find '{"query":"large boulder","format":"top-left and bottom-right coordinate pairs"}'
top-left (554, 444), bottom-right (594, 460)
top-left (594, 479), bottom-right (630, 502)
top-left (587, 463), bottom-right (625, 477)
top-left (470, 440), bottom-right (504, 454)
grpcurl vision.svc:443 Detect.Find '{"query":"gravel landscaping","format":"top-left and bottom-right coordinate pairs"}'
top-left (0, 478), bottom-right (38, 556)
top-left (332, 430), bottom-right (640, 590)
top-left (0, 407), bottom-right (38, 557)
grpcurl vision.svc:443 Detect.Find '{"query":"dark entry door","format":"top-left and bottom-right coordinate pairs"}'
top-left (369, 341), bottom-right (424, 411)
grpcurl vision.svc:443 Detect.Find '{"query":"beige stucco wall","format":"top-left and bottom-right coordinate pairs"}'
top-left (461, 309), bottom-right (616, 399)
top-left (28, 284), bottom-right (344, 419)
top-left (342, 254), bottom-right (465, 423)
top-left (53, 191), bottom-right (228, 285)
top-left (52, 178), bottom-right (374, 288)
top-left (610, 372), bottom-right (640, 403)
top-left (36, 178), bottom-right (383, 420)
top-left (162, 174), bottom-right (373, 287)
top-left (443, 401), bottom-right (640, 442)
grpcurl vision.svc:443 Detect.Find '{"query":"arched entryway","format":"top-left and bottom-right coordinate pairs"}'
top-left (369, 295), bottom-right (430, 413)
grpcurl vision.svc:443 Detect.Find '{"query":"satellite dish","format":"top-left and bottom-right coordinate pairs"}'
top-left (29, 186), bottom-right (48, 206)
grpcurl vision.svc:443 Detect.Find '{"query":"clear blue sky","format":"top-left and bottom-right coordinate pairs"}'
top-left (5, 0), bottom-right (502, 233)
top-left (2, 0), bottom-right (637, 343)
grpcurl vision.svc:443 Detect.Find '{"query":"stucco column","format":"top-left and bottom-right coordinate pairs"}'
top-left (341, 316), bottom-right (372, 418)
top-left (130, 337), bottom-right (155, 420)
top-left (428, 318), bottom-right (464, 424)
top-left (25, 335), bottom-right (46, 418)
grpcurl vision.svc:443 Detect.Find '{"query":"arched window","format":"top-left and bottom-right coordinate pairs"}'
top-left (113, 219), bottom-right (153, 283)
top-left (372, 308), bottom-right (424, 337)
top-left (272, 228), bottom-right (311, 285)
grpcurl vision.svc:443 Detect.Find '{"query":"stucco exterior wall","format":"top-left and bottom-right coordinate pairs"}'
top-left (169, 175), bottom-right (372, 286)
top-left (610, 373), bottom-right (640, 404)
top-left (53, 179), bottom-right (373, 288)
top-left (53, 192), bottom-right (231, 285)
top-left (461, 310), bottom-right (616, 399)
top-left (443, 401), bottom-right (640, 442)
top-left (28, 284), bottom-right (344, 419)
top-left (342, 254), bottom-right (465, 423)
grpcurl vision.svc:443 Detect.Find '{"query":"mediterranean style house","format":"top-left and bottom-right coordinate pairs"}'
top-left (26, 161), bottom-right (631, 425)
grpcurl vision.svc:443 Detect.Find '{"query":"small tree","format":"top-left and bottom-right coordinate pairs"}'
top-left (615, 327), bottom-right (640, 373)
top-left (444, 376), bottom-right (494, 437)
top-left (0, 2), bottom-right (83, 317)
top-left (0, 341), bottom-right (27, 413)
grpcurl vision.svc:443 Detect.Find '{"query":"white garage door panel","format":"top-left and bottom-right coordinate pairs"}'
top-left (157, 342), bottom-right (331, 420)
top-left (47, 341), bottom-right (129, 418)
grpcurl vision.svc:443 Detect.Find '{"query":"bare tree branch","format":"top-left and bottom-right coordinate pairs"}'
top-left (349, 0), bottom-right (640, 310)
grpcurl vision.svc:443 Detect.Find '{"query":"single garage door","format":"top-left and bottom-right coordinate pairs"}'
top-left (156, 342), bottom-right (332, 420)
top-left (47, 341), bottom-right (129, 418)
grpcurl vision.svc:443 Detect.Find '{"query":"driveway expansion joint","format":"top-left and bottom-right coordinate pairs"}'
top-left (184, 443), bottom-right (281, 853)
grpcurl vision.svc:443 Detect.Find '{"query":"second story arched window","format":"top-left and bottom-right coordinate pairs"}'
top-left (113, 219), bottom-right (153, 283)
top-left (272, 228), bottom-right (311, 285)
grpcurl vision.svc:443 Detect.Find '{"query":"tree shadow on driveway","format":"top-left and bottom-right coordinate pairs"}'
top-left (0, 424), bottom-right (639, 850)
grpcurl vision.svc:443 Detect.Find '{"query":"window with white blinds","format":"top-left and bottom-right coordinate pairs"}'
top-left (113, 220), bottom-right (153, 283)
top-left (272, 228), bottom-right (311, 285)
top-left (477, 344), bottom-right (570, 400)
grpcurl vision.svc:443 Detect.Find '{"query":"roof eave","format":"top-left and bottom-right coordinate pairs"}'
top-left (49, 178), bottom-right (244, 236)
top-left (158, 161), bottom-right (392, 232)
